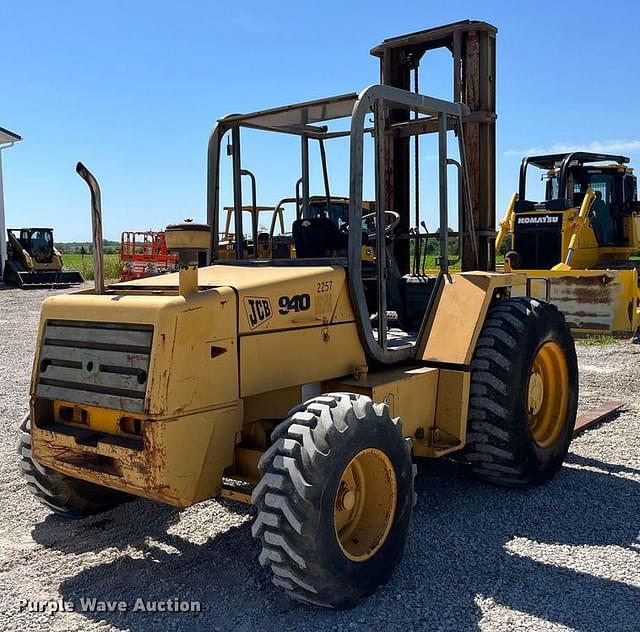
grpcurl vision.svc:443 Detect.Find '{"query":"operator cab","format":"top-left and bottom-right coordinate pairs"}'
top-left (293, 197), bottom-right (394, 260)
top-left (10, 227), bottom-right (55, 263)
top-left (219, 196), bottom-right (383, 261)
top-left (207, 87), bottom-right (472, 363)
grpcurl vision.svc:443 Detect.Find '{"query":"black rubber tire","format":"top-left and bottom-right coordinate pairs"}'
top-left (464, 297), bottom-right (578, 486)
top-left (252, 393), bottom-right (415, 609)
top-left (18, 415), bottom-right (130, 517)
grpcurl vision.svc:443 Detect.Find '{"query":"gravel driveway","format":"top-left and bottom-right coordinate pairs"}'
top-left (1, 285), bottom-right (638, 632)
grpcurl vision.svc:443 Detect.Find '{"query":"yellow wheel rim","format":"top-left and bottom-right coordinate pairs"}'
top-left (527, 341), bottom-right (569, 448)
top-left (333, 448), bottom-right (397, 562)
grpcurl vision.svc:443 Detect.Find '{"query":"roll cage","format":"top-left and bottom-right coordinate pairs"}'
top-left (206, 84), bottom-right (471, 364)
top-left (518, 152), bottom-right (631, 202)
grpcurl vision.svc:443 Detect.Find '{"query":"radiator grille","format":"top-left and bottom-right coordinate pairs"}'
top-left (36, 320), bottom-right (153, 413)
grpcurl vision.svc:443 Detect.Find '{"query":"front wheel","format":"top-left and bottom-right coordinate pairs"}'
top-left (464, 297), bottom-right (578, 486)
top-left (252, 394), bottom-right (415, 609)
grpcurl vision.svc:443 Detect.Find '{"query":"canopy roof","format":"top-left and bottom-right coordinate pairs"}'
top-left (527, 152), bottom-right (630, 170)
top-left (220, 93), bottom-right (358, 131)
top-left (8, 227), bottom-right (53, 232)
top-left (0, 126), bottom-right (21, 145)
top-left (216, 87), bottom-right (466, 140)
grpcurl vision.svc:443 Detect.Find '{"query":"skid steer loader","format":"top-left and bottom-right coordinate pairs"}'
top-left (497, 152), bottom-right (640, 337)
top-left (19, 85), bottom-right (578, 608)
top-left (3, 227), bottom-right (84, 287)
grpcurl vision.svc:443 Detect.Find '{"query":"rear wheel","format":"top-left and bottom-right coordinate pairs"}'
top-left (18, 415), bottom-right (130, 517)
top-left (252, 394), bottom-right (415, 608)
top-left (464, 297), bottom-right (578, 486)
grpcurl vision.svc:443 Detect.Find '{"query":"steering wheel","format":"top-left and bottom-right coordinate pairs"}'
top-left (359, 211), bottom-right (401, 238)
top-left (361, 210), bottom-right (401, 238)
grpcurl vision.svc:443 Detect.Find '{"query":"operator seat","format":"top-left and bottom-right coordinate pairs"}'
top-left (590, 191), bottom-right (614, 244)
top-left (292, 217), bottom-right (347, 258)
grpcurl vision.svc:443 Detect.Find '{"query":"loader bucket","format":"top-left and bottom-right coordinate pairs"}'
top-left (3, 261), bottom-right (84, 288)
top-left (513, 268), bottom-right (639, 336)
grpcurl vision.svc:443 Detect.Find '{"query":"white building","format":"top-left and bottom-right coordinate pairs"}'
top-left (0, 127), bottom-right (22, 274)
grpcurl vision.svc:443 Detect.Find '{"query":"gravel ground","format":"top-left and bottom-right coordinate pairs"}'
top-left (1, 284), bottom-right (638, 632)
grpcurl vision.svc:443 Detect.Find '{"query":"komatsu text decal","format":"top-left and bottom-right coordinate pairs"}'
top-left (515, 213), bottom-right (562, 231)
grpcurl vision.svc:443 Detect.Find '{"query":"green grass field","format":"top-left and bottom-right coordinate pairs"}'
top-left (409, 254), bottom-right (504, 272)
top-left (409, 254), bottom-right (461, 272)
top-left (63, 254), bottom-right (120, 282)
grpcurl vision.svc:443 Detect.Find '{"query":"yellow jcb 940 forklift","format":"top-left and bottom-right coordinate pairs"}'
top-left (18, 23), bottom-right (578, 608)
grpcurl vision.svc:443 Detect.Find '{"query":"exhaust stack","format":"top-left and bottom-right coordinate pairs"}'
top-left (76, 162), bottom-right (105, 294)
top-left (164, 221), bottom-right (211, 296)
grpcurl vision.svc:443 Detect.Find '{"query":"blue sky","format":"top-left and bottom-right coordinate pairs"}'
top-left (2, 0), bottom-right (639, 240)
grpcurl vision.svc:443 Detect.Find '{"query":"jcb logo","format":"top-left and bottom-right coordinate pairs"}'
top-left (244, 297), bottom-right (273, 330)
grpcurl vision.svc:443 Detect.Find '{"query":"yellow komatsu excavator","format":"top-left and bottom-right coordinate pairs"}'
top-left (497, 152), bottom-right (640, 338)
top-left (19, 85), bottom-right (578, 609)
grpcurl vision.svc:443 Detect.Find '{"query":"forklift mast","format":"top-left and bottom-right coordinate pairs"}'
top-left (371, 20), bottom-right (497, 273)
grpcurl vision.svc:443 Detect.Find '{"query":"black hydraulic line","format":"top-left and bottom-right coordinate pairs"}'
top-left (420, 220), bottom-right (429, 273)
top-left (319, 139), bottom-right (332, 219)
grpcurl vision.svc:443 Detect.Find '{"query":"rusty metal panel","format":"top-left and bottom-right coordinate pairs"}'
top-left (462, 28), bottom-right (496, 271)
top-left (516, 269), bottom-right (639, 335)
top-left (38, 365), bottom-right (143, 393)
top-left (574, 401), bottom-right (623, 435)
top-left (31, 405), bottom-right (243, 507)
